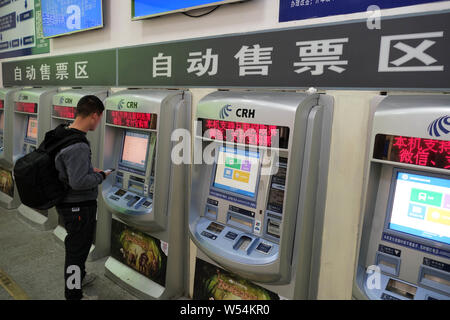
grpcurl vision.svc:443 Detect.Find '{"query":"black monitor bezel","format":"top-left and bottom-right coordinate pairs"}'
top-left (25, 115), bottom-right (38, 142)
top-left (210, 144), bottom-right (263, 203)
top-left (384, 167), bottom-right (450, 251)
top-left (119, 129), bottom-right (150, 172)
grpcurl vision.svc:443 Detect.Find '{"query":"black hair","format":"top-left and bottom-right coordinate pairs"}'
top-left (76, 95), bottom-right (105, 118)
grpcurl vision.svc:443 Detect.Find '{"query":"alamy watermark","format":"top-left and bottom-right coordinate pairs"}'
top-left (170, 121), bottom-right (282, 176)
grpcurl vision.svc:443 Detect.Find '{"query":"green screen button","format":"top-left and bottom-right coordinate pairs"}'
top-left (225, 157), bottom-right (241, 169)
top-left (410, 189), bottom-right (442, 206)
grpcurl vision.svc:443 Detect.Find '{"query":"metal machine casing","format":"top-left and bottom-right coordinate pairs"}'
top-left (354, 95), bottom-right (450, 300)
top-left (189, 91), bottom-right (333, 299)
top-left (96, 89), bottom-right (191, 299)
top-left (0, 87), bottom-right (22, 209)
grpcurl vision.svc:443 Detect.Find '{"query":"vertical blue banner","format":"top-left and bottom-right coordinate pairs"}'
top-left (279, 0), bottom-right (446, 22)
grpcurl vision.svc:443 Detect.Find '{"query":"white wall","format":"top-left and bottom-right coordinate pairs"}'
top-left (2, 0), bottom-right (450, 299)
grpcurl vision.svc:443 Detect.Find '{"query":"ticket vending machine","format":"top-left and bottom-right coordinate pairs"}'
top-left (50, 88), bottom-right (109, 245)
top-left (189, 91), bottom-right (333, 299)
top-left (354, 95), bottom-right (450, 300)
top-left (93, 89), bottom-right (191, 299)
top-left (0, 87), bottom-right (22, 210)
top-left (13, 87), bottom-right (59, 230)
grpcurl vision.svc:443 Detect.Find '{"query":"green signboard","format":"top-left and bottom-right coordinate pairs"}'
top-left (2, 49), bottom-right (117, 86)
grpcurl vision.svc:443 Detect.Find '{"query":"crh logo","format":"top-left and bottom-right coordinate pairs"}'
top-left (428, 116), bottom-right (450, 137)
top-left (219, 104), bottom-right (255, 120)
top-left (118, 99), bottom-right (125, 110)
top-left (18, 94), bottom-right (28, 101)
top-left (59, 97), bottom-right (73, 104)
top-left (220, 104), bottom-right (232, 119)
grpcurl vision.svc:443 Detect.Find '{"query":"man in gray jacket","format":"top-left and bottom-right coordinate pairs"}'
top-left (54, 95), bottom-right (111, 300)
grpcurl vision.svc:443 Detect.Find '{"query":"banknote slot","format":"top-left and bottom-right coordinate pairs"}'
top-left (424, 274), bottom-right (450, 287)
top-left (385, 279), bottom-right (417, 299)
top-left (418, 265), bottom-right (450, 292)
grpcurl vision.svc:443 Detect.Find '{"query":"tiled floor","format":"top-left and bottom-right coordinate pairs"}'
top-left (0, 208), bottom-right (138, 300)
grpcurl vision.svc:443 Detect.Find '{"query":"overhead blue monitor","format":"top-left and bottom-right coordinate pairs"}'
top-left (41, 0), bottom-right (103, 38)
top-left (132, 0), bottom-right (245, 19)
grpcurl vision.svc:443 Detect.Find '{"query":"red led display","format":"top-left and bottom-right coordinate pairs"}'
top-left (15, 102), bottom-right (37, 114)
top-left (0, 100), bottom-right (4, 110)
top-left (106, 110), bottom-right (157, 129)
top-left (200, 118), bottom-right (290, 148)
top-left (53, 105), bottom-right (76, 119)
top-left (373, 134), bottom-right (450, 169)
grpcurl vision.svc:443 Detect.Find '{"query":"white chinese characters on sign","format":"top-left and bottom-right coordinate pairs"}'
top-left (187, 49), bottom-right (218, 77)
top-left (234, 44), bottom-right (273, 76)
top-left (75, 61), bottom-right (89, 79)
top-left (294, 38), bottom-right (349, 75)
top-left (56, 62), bottom-right (69, 80)
top-left (26, 65), bottom-right (36, 81)
top-left (379, 32), bottom-right (444, 72)
top-left (153, 53), bottom-right (172, 78)
top-left (40, 64), bottom-right (51, 81)
top-left (14, 67), bottom-right (22, 81)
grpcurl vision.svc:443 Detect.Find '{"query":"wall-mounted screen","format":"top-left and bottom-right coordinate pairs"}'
top-left (41, 0), bottom-right (103, 38)
top-left (132, 0), bottom-right (245, 20)
top-left (213, 147), bottom-right (260, 198)
top-left (388, 170), bottom-right (450, 246)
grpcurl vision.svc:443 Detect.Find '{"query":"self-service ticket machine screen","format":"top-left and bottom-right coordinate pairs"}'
top-left (96, 89), bottom-right (191, 299)
top-left (189, 91), bottom-right (333, 300)
top-left (13, 87), bottom-right (58, 230)
top-left (0, 88), bottom-right (21, 208)
top-left (50, 88), bottom-right (109, 246)
top-left (354, 95), bottom-right (450, 301)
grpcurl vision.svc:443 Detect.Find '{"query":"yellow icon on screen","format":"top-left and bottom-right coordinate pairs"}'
top-left (233, 170), bottom-right (250, 183)
top-left (426, 207), bottom-right (450, 226)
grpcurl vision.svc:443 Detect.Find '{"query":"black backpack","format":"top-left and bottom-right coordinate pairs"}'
top-left (13, 129), bottom-right (88, 210)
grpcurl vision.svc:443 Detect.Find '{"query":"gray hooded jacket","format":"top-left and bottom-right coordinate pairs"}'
top-left (54, 128), bottom-right (104, 204)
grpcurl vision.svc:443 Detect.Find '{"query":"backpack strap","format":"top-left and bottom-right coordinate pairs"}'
top-left (44, 134), bottom-right (89, 156)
